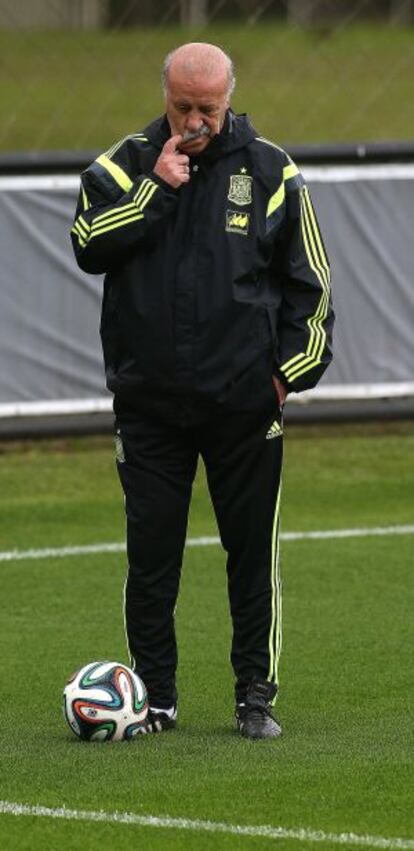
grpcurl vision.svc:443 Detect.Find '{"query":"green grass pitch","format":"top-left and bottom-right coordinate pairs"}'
top-left (0, 421), bottom-right (413, 851)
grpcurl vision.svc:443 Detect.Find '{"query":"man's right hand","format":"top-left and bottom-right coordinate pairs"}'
top-left (272, 375), bottom-right (288, 408)
top-left (153, 135), bottom-right (190, 189)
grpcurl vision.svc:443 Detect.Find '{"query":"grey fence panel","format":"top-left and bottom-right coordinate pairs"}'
top-left (0, 165), bottom-right (413, 411)
top-left (308, 168), bottom-right (414, 388)
top-left (0, 181), bottom-right (107, 405)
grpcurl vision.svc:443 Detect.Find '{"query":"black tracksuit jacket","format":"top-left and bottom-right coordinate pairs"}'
top-left (71, 111), bottom-right (334, 419)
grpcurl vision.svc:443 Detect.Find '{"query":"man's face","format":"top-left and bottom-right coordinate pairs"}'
top-left (165, 68), bottom-right (230, 154)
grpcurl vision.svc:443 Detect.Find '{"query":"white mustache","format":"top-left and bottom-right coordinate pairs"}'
top-left (181, 125), bottom-right (211, 144)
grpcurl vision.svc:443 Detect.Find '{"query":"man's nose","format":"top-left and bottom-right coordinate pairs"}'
top-left (186, 112), bottom-right (204, 130)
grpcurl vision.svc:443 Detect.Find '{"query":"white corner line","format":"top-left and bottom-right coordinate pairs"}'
top-left (281, 525), bottom-right (414, 542)
top-left (0, 802), bottom-right (413, 849)
top-left (0, 526), bottom-right (413, 564)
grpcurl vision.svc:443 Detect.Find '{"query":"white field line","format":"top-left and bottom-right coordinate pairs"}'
top-left (0, 802), bottom-right (413, 850)
top-left (0, 801), bottom-right (414, 851)
top-left (0, 525), bottom-right (413, 564)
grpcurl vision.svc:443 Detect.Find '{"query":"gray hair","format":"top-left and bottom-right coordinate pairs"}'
top-left (162, 46), bottom-right (236, 97)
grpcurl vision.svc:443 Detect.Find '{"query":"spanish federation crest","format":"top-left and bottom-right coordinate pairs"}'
top-left (228, 174), bottom-right (252, 206)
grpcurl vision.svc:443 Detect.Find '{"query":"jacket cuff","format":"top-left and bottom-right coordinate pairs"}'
top-left (149, 171), bottom-right (180, 195)
top-left (273, 366), bottom-right (292, 393)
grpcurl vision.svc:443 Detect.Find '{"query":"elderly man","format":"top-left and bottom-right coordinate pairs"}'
top-left (71, 43), bottom-right (334, 739)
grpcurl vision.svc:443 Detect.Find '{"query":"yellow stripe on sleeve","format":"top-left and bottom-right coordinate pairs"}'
top-left (73, 215), bottom-right (90, 239)
top-left (105, 134), bottom-right (148, 159)
top-left (133, 179), bottom-right (152, 207)
top-left (136, 182), bottom-right (158, 211)
top-left (280, 352), bottom-right (306, 372)
top-left (300, 196), bottom-right (325, 361)
top-left (134, 179), bottom-right (159, 211)
top-left (280, 187), bottom-right (331, 383)
top-left (302, 190), bottom-right (330, 361)
top-left (283, 355), bottom-right (315, 381)
top-left (283, 163), bottom-right (300, 181)
top-left (266, 180), bottom-right (285, 218)
top-left (96, 154), bottom-right (133, 192)
top-left (81, 187), bottom-right (90, 211)
top-left (91, 207), bottom-right (143, 236)
top-left (89, 212), bottom-right (144, 239)
top-left (92, 203), bottom-right (137, 226)
top-left (71, 224), bottom-right (87, 247)
top-left (266, 163), bottom-right (300, 219)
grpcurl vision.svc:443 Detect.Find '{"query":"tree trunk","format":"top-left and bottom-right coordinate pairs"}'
top-left (180, 0), bottom-right (209, 27)
top-left (286, 0), bottom-right (315, 26)
top-left (286, 0), bottom-right (342, 27)
top-left (389, 0), bottom-right (413, 23)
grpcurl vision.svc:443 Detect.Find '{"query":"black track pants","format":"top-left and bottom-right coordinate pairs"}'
top-left (116, 405), bottom-right (283, 707)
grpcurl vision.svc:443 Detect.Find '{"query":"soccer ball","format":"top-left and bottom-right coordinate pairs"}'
top-left (63, 660), bottom-right (148, 742)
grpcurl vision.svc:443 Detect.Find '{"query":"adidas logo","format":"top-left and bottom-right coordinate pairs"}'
top-left (266, 419), bottom-right (283, 440)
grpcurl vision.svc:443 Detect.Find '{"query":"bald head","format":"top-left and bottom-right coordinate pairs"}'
top-left (162, 42), bottom-right (235, 154)
top-left (162, 43), bottom-right (235, 97)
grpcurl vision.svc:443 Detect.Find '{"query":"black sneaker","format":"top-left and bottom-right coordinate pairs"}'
top-left (137, 705), bottom-right (177, 734)
top-left (236, 679), bottom-right (282, 739)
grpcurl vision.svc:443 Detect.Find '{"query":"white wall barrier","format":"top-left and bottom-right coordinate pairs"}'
top-left (0, 164), bottom-right (413, 419)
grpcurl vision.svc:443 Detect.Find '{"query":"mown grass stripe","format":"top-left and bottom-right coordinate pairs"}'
top-left (0, 526), bottom-right (413, 564)
top-left (0, 801), bottom-right (413, 849)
